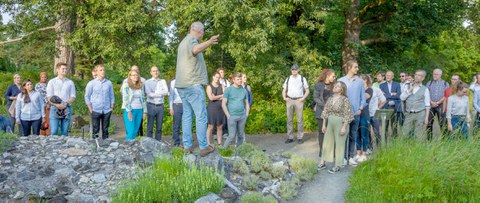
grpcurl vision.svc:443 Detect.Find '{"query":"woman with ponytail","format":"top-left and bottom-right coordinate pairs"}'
top-left (15, 79), bottom-right (46, 136)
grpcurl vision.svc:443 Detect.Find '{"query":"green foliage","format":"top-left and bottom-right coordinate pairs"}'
top-left (243, 174), bottom-right (259, 191)
top-left (259, 170), bottom-right (272, 181)
top-left (111, 157), bottom-right (224, 203)
top-left (218, 146), bottom-right (234, 157)
top-left (289, 155), bottom-right (318, 181)
top-left (236, 143), bottom-right (259, 158)
top-left (270, 165), bottom-right (288, 179)
top-left (281, 151), bottom-right (293, 159)
top-left (279, 179), bottom-right (299, 200)
top-left (170, 147), bottom-right (184, 160)
top-left (0, 132), bottom-right (18, 153)
top-left (250, 151), bottom-right (272, 173)
top-left (240, 191), bottom-right (278, 203)
top-left (346, 138), bottom-right (480, 202)
top-left (232, 159), bottom-right (249, 176)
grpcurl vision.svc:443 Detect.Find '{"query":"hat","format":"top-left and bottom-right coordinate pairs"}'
top-left (291, 64), bottom-right (299, 70)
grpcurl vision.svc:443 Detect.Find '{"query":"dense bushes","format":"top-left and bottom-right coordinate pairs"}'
top-left (346, 137), bottom-right (480, 202)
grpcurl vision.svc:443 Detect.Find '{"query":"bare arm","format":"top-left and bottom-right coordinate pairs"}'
top-left (222, 98), bottom-right (230, 119)
top-left (192, 35), bottom-right (219, 55)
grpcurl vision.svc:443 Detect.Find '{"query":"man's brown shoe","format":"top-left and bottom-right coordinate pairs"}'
top-left (184, 148), bottom-right (193, 154)
top-left (200, 145), bottom-right (215, 157)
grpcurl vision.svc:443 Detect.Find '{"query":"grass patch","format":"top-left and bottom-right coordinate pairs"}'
top-left (0, 132), bottom-right (17, 153)
top-left (218, 146), bottom-right (234, 157)
top-left (279, 179), bottom-right (299, 200)
top-left (111, 156), bottom-right (224, 203)
top-left (243, 174), bottom-right (259, 191)
top-left (236, 143), bottom-right (259, 158)
top-left (240, 191), bottom-right (278, 203)
top-left (346, 137), bottom-right (480, 202)
top-left (289, 155), bottom-right (318, 181)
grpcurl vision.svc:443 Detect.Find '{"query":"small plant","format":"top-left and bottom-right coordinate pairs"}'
top-left (240, 191), bottom-right (278, 203)
top-left (250, 151), bottom-right (272, 173)
top-left (0, 132), bottom-right (17, 153)
top-left (170, 147), bottom-right (184, 159)
top-left (281, 151), bottom-right (293, 158)
top-left (270, 165), bottom-right (287, 179)
top-left (289, 155), bottom-right (317, 181)
top-left (218, 146), bottom-right (234, 157)
top-left (259, 170), bottom-right (272, 180)
top-left (233, 159), bottom-right (249, 175)
top-left (279, 180), bottom-right (298, 200)
top-left (243, 174), bottom-right (259, 191)
top-left (236, 143), bottom-right (259, 158)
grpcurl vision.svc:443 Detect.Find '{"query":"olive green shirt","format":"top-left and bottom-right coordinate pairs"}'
top-left (175, 34), bottom-right (208, 88)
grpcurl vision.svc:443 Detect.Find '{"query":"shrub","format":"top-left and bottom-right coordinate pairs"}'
top-left (259, 170), bottom-right (272, 180)
top-left (346, 138), bottom-right (480, 202)
top-left (250, 151), bottom-right (272, 173)
top-left (289, 155), bottom-right (318, 181)
top-left (233, 159), bottom-right (249, 175)
top-left (218, 146), bottom-right (234, 157)
top-left (0, 132), bottom-right (18, 153)
top-left (281, 151), bottom-right (293, 159)
top-left (111, 157), bottom-right (224, 203)
top-left (243, 174), bottom-right (259, 191)
top-left (236, 143), bottom-right (259, 158)
top-left (270, 165), bottom-right (287, 179)
top-left (240, 191), bottom-right (278, 203)
top-left (279, 180), bottom-right (298, 200)
top-left (170, 147), bottom-right (184, 159)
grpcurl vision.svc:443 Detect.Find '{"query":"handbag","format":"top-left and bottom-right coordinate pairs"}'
top-left (8, 100), bottom-right (16, 117)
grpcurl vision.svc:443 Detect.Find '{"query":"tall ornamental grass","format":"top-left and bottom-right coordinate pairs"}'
top-left (346, 137), bottom-right (480, 202)
top-left (111, 157), bottom-right (224, 203)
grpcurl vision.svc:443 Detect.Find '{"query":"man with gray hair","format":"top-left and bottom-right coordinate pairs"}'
top-left (175, 21), bottom-right (219, 157)
top-left (426, 68), bottom-right (448, 139)
top-left (401, 70), bottom-right (431, 139)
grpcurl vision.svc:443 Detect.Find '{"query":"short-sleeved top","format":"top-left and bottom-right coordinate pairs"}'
top-left (223, 85), bottom-right (248, 116)
top-left (427, 79), bottom-right (449, 102)
top-left (35, 83), bottom-right (48, 104)
top-left (175, 34), bottom-right (208, 88)
top-left (282, 74), bottom-right (309, 98)
top-left (46, 77), bottom-right (76, 102)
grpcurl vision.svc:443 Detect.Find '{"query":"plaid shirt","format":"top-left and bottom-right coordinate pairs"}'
top-left (427, 79), bottom-right (449, 102)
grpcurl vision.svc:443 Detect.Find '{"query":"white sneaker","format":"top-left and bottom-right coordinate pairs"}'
top-left (354, 155), bottom-right (361, 161)
top-left (366, 149), bottom-right (372, 155)
top-left (357, 155), bottom-right (366, 162)
top-left (349, 158), bottom-right (358, 166)
top-left (342, 159), bottom-right (347, 167)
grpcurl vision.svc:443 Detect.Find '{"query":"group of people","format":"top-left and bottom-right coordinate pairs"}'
top-left (283, 62), bottom-right (480, 174)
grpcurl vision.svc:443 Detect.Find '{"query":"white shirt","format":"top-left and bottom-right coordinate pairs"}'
top-left (446, 95), bottom-right (470, 120)
top-left (219, 78), bottom-right (230, 87)
top-left (387, 82), bottom-right (395, 106)
top-left (470, 82), bottom-right (480, 92)
top-left (369, 87), bottom-right (386, 117)
top-left (130, 89), bottom-right (143, 109)
top-left (145, 78), bottom-right (169, 104)
top-left (400, 84), bottom-right (431, 109)
top-left (46, 77), bottom-right (76, 102)
top-left (282, 74), bottom-right (308, 98)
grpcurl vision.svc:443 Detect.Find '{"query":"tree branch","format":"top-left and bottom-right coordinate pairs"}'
top-left (361, 14), bottom-right (387, 26)
top-left (361, 37), bottom-right (388, 45)
top-left (0, 25), bottom-right (57, 45)
top-left (359, 0), bottom-right (388, 18)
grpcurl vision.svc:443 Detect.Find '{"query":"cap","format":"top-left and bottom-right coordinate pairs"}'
top-left (291, 64), bottom-right (299, 70)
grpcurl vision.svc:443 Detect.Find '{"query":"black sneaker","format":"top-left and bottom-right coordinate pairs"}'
top-left (285, 139), bottom-right (294, 144)
top-left (328, 166), bottom-right (340, 174)
top-left (318, 163), bottom-right (326, 170)
top-left (297, 139), bottom-right (304, 144)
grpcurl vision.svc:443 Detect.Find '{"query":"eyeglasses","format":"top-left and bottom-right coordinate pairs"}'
top-left (400, 75), bottom-right (405, 77)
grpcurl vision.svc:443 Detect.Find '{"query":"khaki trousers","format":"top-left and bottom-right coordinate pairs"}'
top-left (322, 115), bottom-right (349, 167)
top-left (402, 111), bottom-right (426, 140)
top-left (286, 99), bottom-right (304, 139)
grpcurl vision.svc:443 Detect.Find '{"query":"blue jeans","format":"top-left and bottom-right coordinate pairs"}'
top-left (345, 115), bottom-right (360, 160)
top-left (223, 115), bottom-right (247, 148)
top-left (370, 117), bottom-right (380, 147)
top-left (147, 103), bottom-right (164, 140)
top-left (177, 85), bottom-right (208, 150)
top-left (451, 116), bottom-right (468, 139)
top-left (124, 109), bottom-right (143, 140)
top-left (21, 118), bottom-right (42, 136)
top-left (50, 106), bottom-right (72, 136)
top-left (172, 103), bottom-right (183, 145)
top-left (357, 116), bottom-right (370, 151)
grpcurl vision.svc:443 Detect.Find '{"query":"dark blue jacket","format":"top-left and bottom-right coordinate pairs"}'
top-left (4, 84), bottom-right (21, 108)
top-left (380, 81), bottom-right (402, 112)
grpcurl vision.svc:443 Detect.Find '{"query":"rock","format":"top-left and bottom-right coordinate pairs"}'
top-left (0, 173), bottom-right (7, 183)
top-left (194, 193), bottom-right (224, 203)
top-left (65, 191), bottom-right (94, 203)
top-left (140, 137), bottom-right (169, 154)
top-left (66, 138), bottom-right (87, 147)
top-left (48, 195), bottom-right (67, 203)
top-left (220, 188), bottom-right (235, 200)
top-left (13, 191), bottom-right (24, 199)
top-left (39, 191), bottom-right (46, 197)
top-left (183, 154), bottom-right (197, 166)
top-left (109, 142), bottom-right (119, 149)
top-left (38, 166), bottom-right (55, 177)
top-left (17, 171), bottom-right (36, 181)
top-left (95, 195), bottom-right (109, 203)
top-left (272, 161), bottom-right (285, 167)
top-left (196, 150), bottom-right (226, 174)
top-left (61, 148), bottom-right (87, 156)
top-left (91, 174), bottom-right (107, 183)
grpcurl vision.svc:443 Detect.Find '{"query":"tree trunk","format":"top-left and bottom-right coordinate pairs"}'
top-left (54, 15), bottom-right (75, 75)
top-left (342, 0), bottom-right (361, 74)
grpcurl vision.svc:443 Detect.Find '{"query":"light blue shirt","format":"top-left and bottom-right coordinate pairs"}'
top-left (168, 79), bottom-right (182, 109)
top-left (85, 78), bottom-right (114, 113)
top-left (145, 78), bottom-right (169, 104)
top-left (15, 90), bottom-right (45, 122)
top-left (474, 90), bottom-right (480, 113)
top-left (338, 75), bottom-right (367, 113)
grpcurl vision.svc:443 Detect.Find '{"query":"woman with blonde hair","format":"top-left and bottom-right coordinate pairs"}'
top-left (318, 81), bottom-right (354, 173)
top-left (5, 74), bottom-right (22, 134)
top-left (313, 68), bottom-right (336, 164)
top-left (446, 80), bottom-right (470, 139)
top-left (15, 79), bottom-right (45, 136)
top-left (121, 70), bottom-right (147, 140)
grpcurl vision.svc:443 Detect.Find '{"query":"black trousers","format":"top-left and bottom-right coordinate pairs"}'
top-left (20, 118), bottom-right (41, 136)
top-left (317, 118), bottom-right (325, 157)
top-left (91, 111), bottom-right (112, 139)
top-left (427, 104), bottom-right (445, 140)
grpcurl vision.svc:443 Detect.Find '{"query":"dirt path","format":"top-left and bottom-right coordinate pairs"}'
top-left (108, 114), bottom-right (352, 202)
